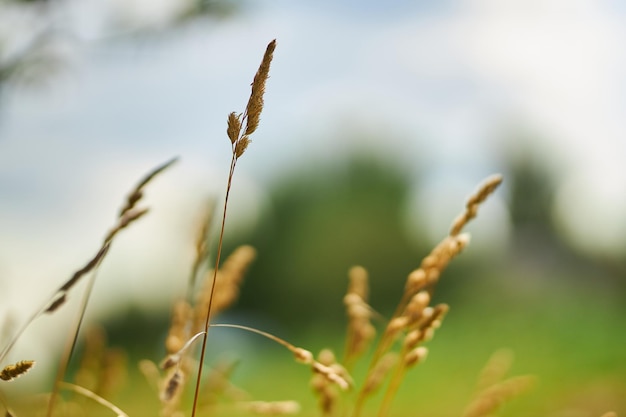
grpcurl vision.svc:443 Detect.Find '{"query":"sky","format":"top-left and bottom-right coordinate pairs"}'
top-left (1, 0), bottom-right (625, 373)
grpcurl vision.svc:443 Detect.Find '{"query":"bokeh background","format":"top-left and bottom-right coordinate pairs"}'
top-left (1, 0), bottom-right (625, 415)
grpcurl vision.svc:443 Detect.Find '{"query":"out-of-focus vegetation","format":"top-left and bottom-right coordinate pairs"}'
top-left (1, 1), bottom-right (625, 415)
top-left (82, 148), bottom-right (625, 415)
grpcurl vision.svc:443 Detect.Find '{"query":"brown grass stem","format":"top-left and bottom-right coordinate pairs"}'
top-left (190, 153), bottom-right (237, 417)
top-left (59, 382), bottom-right (129, 417)
top-left (46, 266), bottom-right (103, 417)
top-left (210, 323), bottom-right (297, 352)
top-left (190, 39), bottom-right (275, 417)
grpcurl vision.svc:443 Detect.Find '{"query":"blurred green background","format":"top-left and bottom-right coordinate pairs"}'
top-left (1, 0), bottom-right (625, 416)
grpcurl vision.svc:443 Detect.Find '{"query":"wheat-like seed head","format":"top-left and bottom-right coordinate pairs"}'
top-left (244, 39), bottom-right (276, 136)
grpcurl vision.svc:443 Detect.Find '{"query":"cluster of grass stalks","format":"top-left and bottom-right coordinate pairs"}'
top-left (0, 39), bottom-right (619, 417)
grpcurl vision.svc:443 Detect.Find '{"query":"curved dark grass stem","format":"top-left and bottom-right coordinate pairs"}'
top-left (190, 153), bottom-right (238, 417)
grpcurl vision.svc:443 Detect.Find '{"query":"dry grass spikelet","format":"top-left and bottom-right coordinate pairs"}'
top-left (235, 136), bottom-right (252, 159)
top-left (165, 300), bottom-right (193, 355)
top-left (312, 362), bottom-right (351, 391)
top-left (118, 157), bottom-right (178, 219)
top-left (0, 360), bottom-right (35, 381)
top-left (244, 39), bottom-right (276, 136)
top-left (402, 291), bottom-right (430, 324)
top-left (362, 352), bottom-right (398, 397)
top-left (403, 234), bottom-right (469, 300)
top-left (600, 412), bottom-right (618, 417)
top-left (450, 174), bottom-right (503, 237)
top-left (104, 207), bottom-right (150, 243)
top-left (227, 112), bottom-right (242, 144)
top-left (194, 245), bottom-right (257, 330)
top-left (344, 266), bottom-right (376, 369)
top-left (462, 375), bottom-right (536, 417)
top-left (404, 346), bottom-right (428, 368)
top-left (311, 349), bottom-right (339, 416)
top-left (311, 371), bottom-right (338, 416)
top-left (476, 349), bottom-right (515, 392)
top-left (160, 369), bottom-right (185, 405)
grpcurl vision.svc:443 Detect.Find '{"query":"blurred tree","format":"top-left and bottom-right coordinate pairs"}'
top-left (0, 0), bottom-right (239, 103)
top-left (232, 153), bottom-right (430, 334)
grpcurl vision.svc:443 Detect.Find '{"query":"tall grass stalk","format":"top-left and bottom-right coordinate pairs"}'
top-left (190, 39), bottom-right (276, 417)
